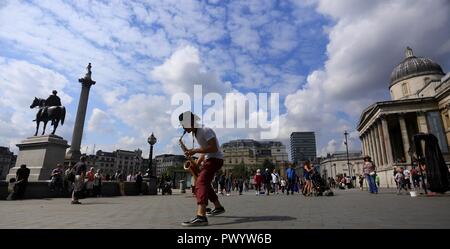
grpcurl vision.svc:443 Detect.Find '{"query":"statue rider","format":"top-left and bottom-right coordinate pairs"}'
top-left (46, 90), bottom-right (62, 107)
top-left (36, 90), bottom-right (62, 119)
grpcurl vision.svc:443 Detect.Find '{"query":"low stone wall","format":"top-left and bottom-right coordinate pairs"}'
top-left (0, 180), bottom-right (156, 200)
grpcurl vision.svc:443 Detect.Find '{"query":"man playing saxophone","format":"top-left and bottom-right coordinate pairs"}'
top-left (179, 111), bottom-right (226, 226)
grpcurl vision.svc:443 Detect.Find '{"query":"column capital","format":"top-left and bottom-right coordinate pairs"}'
top-left (379, 113), bottom-right (390, 120)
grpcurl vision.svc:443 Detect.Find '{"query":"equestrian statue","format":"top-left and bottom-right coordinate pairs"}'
top-left (30, 90), bottom-right (66, 136)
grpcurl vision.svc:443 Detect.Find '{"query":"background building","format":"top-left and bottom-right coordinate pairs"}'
top-left (154, 154), bottom-right (185, 177)
top-left (221, 139), bottom-right (288, 171)
top-left (290, 132), bottom-right (317, 164)
top-left (0, 146), bottom-right (16, 180)
top-left (358, 47), bottom-right (450, 188)
top-left (319, 151), bottom-right (364, 180)
top-left (84, 149), bottom-right (144, 176)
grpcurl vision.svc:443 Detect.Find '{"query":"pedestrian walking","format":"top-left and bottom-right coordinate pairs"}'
top-left (72, 157), bottom-right (87, 204)
top-left (93, 169), bottom-right (103, 197)
top-left (403, 168), bottom-right (411, 190)
top-left (263, 168), bottom-right (272, 195)
top-left (271, 169), bottom-right (280, 194)
top-left (253, 169), bottom-right (263, 195)
top-left (115, 170), bottom-right (125, 196)
top-left (363, 156), bottom-right (378, 194)
top-left (237, 177), bottom-right (244, 195)
top-left (303, 160), bottom-right (313, 196)
top-left (286, 164), bottom-right (296, 195)
top-left (395, 168), bottom-right (407, 194)
top-left (85, 167), bottom-right (95, 197)
top-left (280, 177), bottom-right (286, 194)
top-left (135, 171), bottom-right (143, 195)
top-left (358, 175), bottom-right (364, 190)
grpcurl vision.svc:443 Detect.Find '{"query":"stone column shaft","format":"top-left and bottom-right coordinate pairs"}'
top-left (368, 129), bottom-right (376, 163)
top-left (373, 123), bottom-right (382, 167)
top-left (70, 85), bottom-right (91, 153)
top-left (398, 115), bottom-right (411, 164)
top-left (381, 117), bottom-right (394, 165)
top-left (369, 127), bottom-right (378, 165)
top-left (377, 121), bottom-right (387, 166)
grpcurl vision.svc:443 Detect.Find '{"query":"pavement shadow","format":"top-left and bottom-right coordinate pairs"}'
top-left (75, 202), bottom-right (121, 205)
top-left (212, 215), bottom-right (296, 226)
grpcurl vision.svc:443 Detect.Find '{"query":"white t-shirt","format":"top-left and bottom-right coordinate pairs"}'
top-left (194, 126), bottom-right (223, 159)
top-left (271, 173), bottom-right (279, 183)
top-left (403, 169), bottom-right (411, 179)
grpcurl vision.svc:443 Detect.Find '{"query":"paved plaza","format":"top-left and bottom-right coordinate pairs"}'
top-left (0, 189), bottom-right (449, 229)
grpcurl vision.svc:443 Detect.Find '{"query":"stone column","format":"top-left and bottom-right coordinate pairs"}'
top-left (364, 134), bottom-right (370, 156)
top-left (381, 117), bottom-right (394, 165)
top-left (360, 135), bottom-right (366, 156)
top-left (368, 129), bottom-right (376, 163)
top-left (372, 123), bottom-right (382, 167)
top-left (377, 121), bottom-right (387, 166)
top-left (65, 64), bottom-right (96, 163)
top-left (417, 111), bottom-right (428, 133)
top-left (398, 114), bottom-right (411, 164)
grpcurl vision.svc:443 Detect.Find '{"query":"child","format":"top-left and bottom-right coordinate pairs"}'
top-left (7, 178), bottom-right (17, 200)
top-left (395, 168), bottom-right (407, 195)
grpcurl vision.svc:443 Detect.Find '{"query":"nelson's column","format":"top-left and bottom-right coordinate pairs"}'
top-left (65, 63), bottom-right (96, 164)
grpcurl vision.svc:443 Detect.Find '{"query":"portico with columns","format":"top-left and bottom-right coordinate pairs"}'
top-left (357, 47), bottom-right (450, 188)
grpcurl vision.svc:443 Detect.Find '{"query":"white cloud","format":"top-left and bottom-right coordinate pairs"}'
top-left (87, 108), bottom-right (115, 133)
top-left (151, 45), bottom-right (233, 96)
top-left (282, 0), bottom-right (450, 156)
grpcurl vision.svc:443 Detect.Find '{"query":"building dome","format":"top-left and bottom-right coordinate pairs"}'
top-left (390, 47), bottom-right (444, 86)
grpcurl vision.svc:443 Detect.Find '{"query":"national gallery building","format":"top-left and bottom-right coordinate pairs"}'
top-left (358, 47), bottom-right (450, 188)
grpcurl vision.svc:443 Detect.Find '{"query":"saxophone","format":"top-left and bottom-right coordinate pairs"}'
top-left (179, 131), bottom-right (200, 183)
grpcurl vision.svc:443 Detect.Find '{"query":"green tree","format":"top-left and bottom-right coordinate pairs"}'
top-left (162, 164), bottom-right (184, 180)
top-left (232, 162), bottom-right (248, 178)
top-left (262, 159), bottom-right (275, 173)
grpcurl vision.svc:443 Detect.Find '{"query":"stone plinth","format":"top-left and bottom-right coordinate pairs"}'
top-left (145, 177), bottom-right (158, 195)
top-left (7, 135), bottom-right (70, 181)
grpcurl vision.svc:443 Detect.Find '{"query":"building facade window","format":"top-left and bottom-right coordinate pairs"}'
top-left (402, 82), bottom-right (409, 96)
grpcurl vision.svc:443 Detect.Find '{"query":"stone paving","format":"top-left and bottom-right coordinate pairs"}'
top-left (0, 188), bottom-right (449, 229)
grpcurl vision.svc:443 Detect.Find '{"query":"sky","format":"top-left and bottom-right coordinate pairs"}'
top-left (0, 0), bottom-right (449, 159)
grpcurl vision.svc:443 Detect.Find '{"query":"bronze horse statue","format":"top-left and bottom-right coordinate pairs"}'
top-left (30, 97), bottom-right (66, 136)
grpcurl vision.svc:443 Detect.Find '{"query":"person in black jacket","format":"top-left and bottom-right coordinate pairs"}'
top-left (135, 172), bottom-right (143, 195)
top-left (14, 164), bottom-right (30, 200)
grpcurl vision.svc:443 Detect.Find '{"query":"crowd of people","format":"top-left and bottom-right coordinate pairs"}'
top-left (206, 160), bottom-right (332, 197)
top-left (7, 154), bottom-right (448, 202)
top-left (6, 157), bottom-right (145, 203)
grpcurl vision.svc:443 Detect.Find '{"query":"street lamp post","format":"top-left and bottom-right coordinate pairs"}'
top-left (344, 131), bottom-right (351, 178)
top-left (147, 133), bottom-right (157, 178)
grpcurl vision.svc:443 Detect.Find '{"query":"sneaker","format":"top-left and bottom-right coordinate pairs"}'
top-left (207, 206), bottom-right (225, 216)
top-left (71, 200), bottom-right (82, 204)
top-left (181, 216), bottom-right (208, 227)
